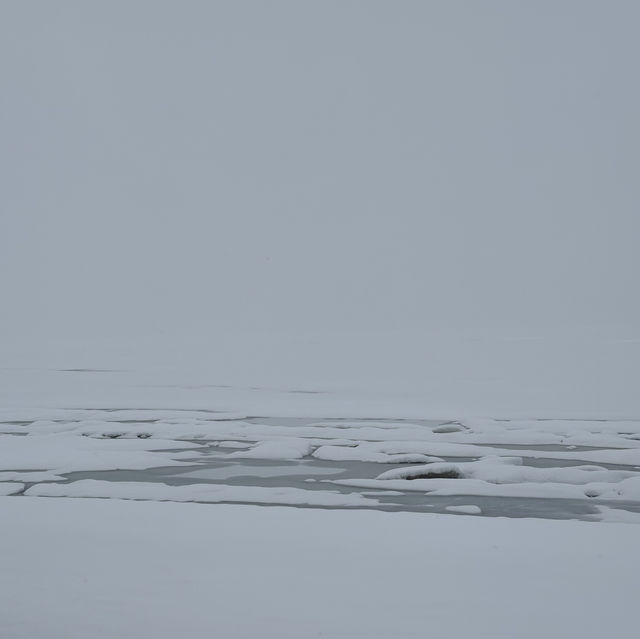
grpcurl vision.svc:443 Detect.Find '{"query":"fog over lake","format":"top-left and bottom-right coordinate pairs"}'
top-left (2, 2), bottom-right (638, 349)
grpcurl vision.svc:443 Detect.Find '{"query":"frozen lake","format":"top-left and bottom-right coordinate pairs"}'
top-left (3, 411), bottom-right (640, 522)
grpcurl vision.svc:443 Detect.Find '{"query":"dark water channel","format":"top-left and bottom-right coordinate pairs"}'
top-left (54, 444), bottom-right (640, 521)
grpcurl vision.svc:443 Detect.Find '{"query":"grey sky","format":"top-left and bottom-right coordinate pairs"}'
top-left (1, 1), bottom-right (638, 343)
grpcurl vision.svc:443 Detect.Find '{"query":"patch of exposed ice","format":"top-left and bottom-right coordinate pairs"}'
top-left (227, 438), bottom-right (314, 460)
top-left (180, 463), bottom-right (342, 480)
top-left (362, 490), bottom-right (404, 496)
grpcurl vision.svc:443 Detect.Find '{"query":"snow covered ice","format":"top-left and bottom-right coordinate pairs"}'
top-left (3, 497), bottom-right (639, 639)
top-left (3, 380), bottom-right (640, 639)
top-left (2, 409), bottom-right (640, 518)
top-left (2, 0), bottom-right (640, 637)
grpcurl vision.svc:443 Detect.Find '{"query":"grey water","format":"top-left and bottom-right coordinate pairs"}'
top-left (56, 453), bottom-right (638, 522)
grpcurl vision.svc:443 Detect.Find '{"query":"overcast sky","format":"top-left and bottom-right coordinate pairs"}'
top-left (1, 1), bottom-right (638, 345)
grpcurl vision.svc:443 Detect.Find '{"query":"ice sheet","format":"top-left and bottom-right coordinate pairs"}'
top-left (1, 497), bottom-right (638, 639)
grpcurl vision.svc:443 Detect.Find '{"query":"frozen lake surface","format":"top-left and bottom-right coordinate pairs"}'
top-left (3, 410), bottom-right (640, 522)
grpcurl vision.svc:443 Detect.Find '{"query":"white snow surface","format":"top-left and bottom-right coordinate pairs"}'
top-left (25, 480), bottom-right (377, 508)
top-left (446, 504), bottom-right (482, 514)
top-left (2, 327), bottom-right (640, 420)
top-left (227, 438), bottom-right (315, 460)
top-left (375, 456), bottom-right (636, 484)
top-left (0, 431), bottom-right (200, 474)
top-left (0, 483), bottom-right (23, 496)
top-left (332, 476), bottom-right (640, 502)
top-left (1, 497), bottom-right (638, 639)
